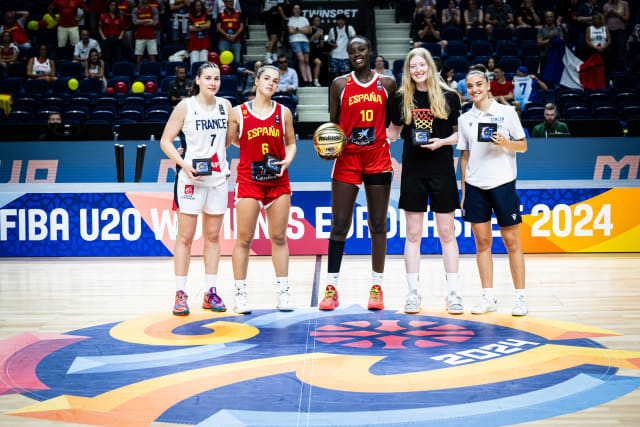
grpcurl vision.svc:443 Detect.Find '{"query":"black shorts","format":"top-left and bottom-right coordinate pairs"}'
top-left (264, 13), bottom-right (282, 36)
top-left (462, 180), bottom-right (522, 227)
top-left (398, 174), bottom-right (460, 213)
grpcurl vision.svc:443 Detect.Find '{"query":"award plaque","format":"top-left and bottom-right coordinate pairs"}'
top-left (477, 123), bottom-right (498, 142)
top-left (192, 158), bottom-right (213, 176)
top-left (264, 153), bottom-right (282, 176)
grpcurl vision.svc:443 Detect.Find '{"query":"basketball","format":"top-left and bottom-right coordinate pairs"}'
top-left (313, 122), bottom-right (347, 158)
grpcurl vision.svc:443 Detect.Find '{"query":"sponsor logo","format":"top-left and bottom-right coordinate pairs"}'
top-left (184, 184), bottom-right (194, 195)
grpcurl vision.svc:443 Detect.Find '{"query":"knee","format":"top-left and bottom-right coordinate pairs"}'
top-left (438, 223), bottom-right (456, 244)
top-left (269, 231), bottom-right (287, 247)
top-left (368, 216), bottom-right (388, 236)
top-left (176, 230), bottom-right (195, 247)
top-left (235, 232), bottom-right (253, 250)
top-left (502, 236), bottom-right (521, 254)
top-left (475, 236), bottom-right (493, 252)
top-left (331, 217), bottom-right (351, 239)
top-left (405, 226), bottom-right (422, 244)
top-left (203, 230), bottom-right (220, 245)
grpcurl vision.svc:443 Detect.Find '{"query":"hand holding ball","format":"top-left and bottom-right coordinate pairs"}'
top-left (313, 122), bottom-right (346, 160)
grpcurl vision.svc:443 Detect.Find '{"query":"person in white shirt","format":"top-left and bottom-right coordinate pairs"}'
top-left (457, 68), bottom-right (529, 317)
top-left (73, 28), bottom-right (102, 64)
top-left (327, 13), bottom-right (356, 80)
top-left (288, 3), bottom-right (312, 86)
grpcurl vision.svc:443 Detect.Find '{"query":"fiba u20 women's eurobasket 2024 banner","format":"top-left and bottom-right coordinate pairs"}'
top-left (0, 186), bottom-right (639, 257)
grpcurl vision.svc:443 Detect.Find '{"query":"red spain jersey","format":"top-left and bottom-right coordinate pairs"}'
top-left (99, 13), bottom-right (124, 37)
top-left (135, 6), bottom-right (156, 40)
top-left (339, 71), bottom-right (388, 153)
top-left (188, 14), bottom-right (210, 51)
top-left (218, 9), bottom-right (242, 43)
top-left (237, 102), bottom-right (289, 186)
top-left (49, 0), bottom-right (85, 27)
top-left (116, 0), bottom-right (132, 28)
top-left (0, 24), bottom-right (29, 46)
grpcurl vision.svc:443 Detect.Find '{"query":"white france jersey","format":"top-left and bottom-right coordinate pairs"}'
top-left (180, 96), bottom-right (230, 187)
top-left (456, 100), bottom-right (526, 190)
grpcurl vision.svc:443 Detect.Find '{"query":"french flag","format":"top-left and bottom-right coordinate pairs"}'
top-left (543, 38), bottom-right (606, 90)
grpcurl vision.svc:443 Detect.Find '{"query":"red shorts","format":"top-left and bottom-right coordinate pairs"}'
top-left (234, 181), bottom-right (291, 208)
top-left (332, 144), bottom-right (393, 185)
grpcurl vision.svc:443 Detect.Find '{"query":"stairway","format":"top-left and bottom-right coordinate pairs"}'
top-left (244, 24), bottom-right (270, 63)
top-left (374, 9), bottom-right (410, 63)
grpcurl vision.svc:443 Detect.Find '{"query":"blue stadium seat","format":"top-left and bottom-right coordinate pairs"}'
top-left (441, 26), bottom-right (464, 41)
top-left (165, 61), bottom-right (188, 77)
top-left (15, 97), bottom-right (39, 113)
top-left (0, 77), bottom-right (24, 96)
top-left (421, 42), bottom-right (442, 59)
top-left (446, 56), bottom-right (468, 73)
top-left (63, 109), bottom-right (89, 122)
top-left (445, 41), bottom-right (467, 58)
top-left (520, 40), bottom-right (539, 57)
top-left (593, 105), bottom-right (618, 119)
top-left (111, 61), bottom-right (136, 79)
top-left (220, 75), bottom-right (238, 92)
top-left (496, 40), bottom-right (518, 57)
top-left (25, 79), bottom-right (49, 98)
top-left (78, 78), bottom-right (104, 95)
top-left (190, 61), bottom-right (205, 77)
top-left (118, 109), bottom-right (144, 121)
top-left (565, 105), bottom-right (591, 119)
top-left (523, 106), bottom-right (544, 120)
top-left (492, 27), bottom-right (513, 42)
top-left (41, 96), bottom-right (65, 110)
top-left (139, 61), bottom-right (163, 78)
top-left (8, 109), bottom-right (33, 121)
top-left (524, 56), bottom-right (539, 74)
top-left (470, 41), bottom-right (492, 58)
top-left (35, 108), bottom-right (59, 121)
top-left (70, 96), bottom-right (92, 109)
top-left (96, 96), bottom-right (119, 110)
top-left (122, 95), bottom-right (146, 109)
top-left (392, 59), bottom-right (405, 75)
top-left (498, 56), bottom-right (520, 73)
top-left (59, 61), bottom-right (83, 79)
top-left (622, 105), bottom-right (640, 121)
top-left (515, 26), bottom-right (537, 41)
top-left (90, 110), bottom-right (116, 123)
top-left (146, 109), bottom-right (170, 121)
top-left (161, 76), bottom-right (176, 93)
top-left (52, 78), bottom-right (74, 96)
top-left (466, 26), bottom-right (488, 42)
top-left (8, 62), bottom-right (27, 78)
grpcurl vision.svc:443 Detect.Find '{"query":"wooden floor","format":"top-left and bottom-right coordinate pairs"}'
top-left (1, 254), bottom-right (639, 426)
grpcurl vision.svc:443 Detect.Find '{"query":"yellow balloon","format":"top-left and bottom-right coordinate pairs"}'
top-left (131, 81), bottom-right (145, 93)
top-left (27, 20), bottom-right (39, 31)
top-left (44, 14), bottom-right (57, 29)
top-left (220, 50), bottom-right (234, 65)
top-left (68, 78), bottom-right (79, 90)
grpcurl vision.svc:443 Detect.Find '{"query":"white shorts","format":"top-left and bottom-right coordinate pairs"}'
top-left (174, 174), bottom-right (228, 215)
top-left (135, 39), bottom-right (158, 56)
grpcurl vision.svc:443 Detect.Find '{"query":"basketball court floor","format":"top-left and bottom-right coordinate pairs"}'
top-left (1, 253), bottom-right (639, 426)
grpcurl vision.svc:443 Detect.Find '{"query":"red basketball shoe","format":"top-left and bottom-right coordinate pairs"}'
top-left (319, 285), bottom-right (339, 310)
top-left (368, 285), bottom-right (384, 310)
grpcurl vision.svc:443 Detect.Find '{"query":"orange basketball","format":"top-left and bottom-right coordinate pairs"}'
top-left (313, 122), bottom-right (346, 158)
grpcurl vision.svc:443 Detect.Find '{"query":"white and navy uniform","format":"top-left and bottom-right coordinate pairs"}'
top-left (588, 25), bottom-right (607, 48)
top-left (457, 100), bottom-right (526, 226)
top-left (174, 96), bottom-right (230, 215)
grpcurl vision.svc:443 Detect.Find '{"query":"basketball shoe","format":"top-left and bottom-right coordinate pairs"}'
top-left (512, 295), bottom-right (528, 316)
top-left (276, 284), bottom-right (294, 311)
top-left (404, 290), bottom-right (421, 314)
top-left (203, 287), bottom-right (227, 312)
top-left (471, 296), bottom-right (497, 314)
top-left (234, 283), bottom-right (251, 314)
top-left (368, 285), bottom-right (384, 310)
top-left (173, 290), bottom-right (189, 316)
top-left (319, 285), bottom-right (339, 310)
top-left (446, 291), bottom-right (464, 314)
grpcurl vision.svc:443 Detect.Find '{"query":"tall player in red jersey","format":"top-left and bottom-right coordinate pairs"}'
top-left (227, 65), bottom-right (297, 314)
top-left (319, 36), bottom-right (397, 311)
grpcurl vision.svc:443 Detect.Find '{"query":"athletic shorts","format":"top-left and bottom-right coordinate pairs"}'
top-left (332, 144), bottom-right (393, 185)
top-left (399, 173), bottom-right (460, 213)
top-left (462, 180), bottom-right (522, 227)
top-left (135, 39), bottom-right (158, 56)
top-left (235, 181), bottom-right (291, 208)
top-left (174, 174), bottom-right (228, 215)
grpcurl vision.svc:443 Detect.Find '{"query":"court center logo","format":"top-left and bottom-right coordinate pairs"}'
top-left (3, 306), bottom-right (640, 426)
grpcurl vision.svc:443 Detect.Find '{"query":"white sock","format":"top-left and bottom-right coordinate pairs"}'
top-left (327, 272), bottom-right (339, 287)
top-left (446, 272), bottom-right (459, 294)
top-left (407, 272), bottom-right (419, 293)
top-left (235, 280), bottom-right (246, 291)
top-left (205, 274), bottom-right (217, 293)
top-left (482, 288), bottom-right (494, 300)
top-left (515, 289), bottom-right (526, 299)
top-left (175, 275), bottom-right (187, 293)
top-left (372, 271), bottom-right (384, 286)
top-left (276, 277), bottom-right (289, 290)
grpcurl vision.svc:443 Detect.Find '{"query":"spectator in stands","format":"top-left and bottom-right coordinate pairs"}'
top-left (578, 0), bottom-right (603, 21)
top-left (169, 0), bottom-right (190, 49)
top-left (309, 14), bottom-right (324, 87)
top-left (516, 0), bottom-right (541, 29)
top-left (49, 0), bottom-right (87, 48)
top-left (133, 0), bottom-right (159, 71)
top-left (216, 0), bottom-right (243, 65)
top-left (38, 112), bottom-right (63, 140)
top-left (276, 54), bottom-right (298, 104)
top-left (263, 0), bottom-right (287, 63)
top-left (0, 32), bottom-right (20, 75)
top-left (0, 11), bottom-right (31, 54)
top-left (463, 0), bottom-right (483, 32)
top-left (556, 0), bottom-right (583, 48)
top-left (603, 0), bottom-right (630, 71)
top-left (490, 65), bottom-right (513, 105)
top-left (212, 0), bottom-right (241, 16)
top-left (484, 0), bottom-right (515, 35)
top-left (374, 55), bottom-right (394, 80)
top-left (73, 28), bottom-right (102, 64)
top-left (241, 60), bottom-right (261, 98)
top-left (457, 73), bottom-right (471, 104)
top-left (512, 66), bottom-right (548, 112)
top-left (288, 3), bottom-right (312, 86)
top-left (86, 0), bottom-right (106, 33)
top-left (412, 5), bottom-right (447, 55)
top-left (85, 48), bottom-right (107, 88)
top-left (486, 56), bottom-right (496, 81)
top-left (48, 111), bottom-right (62, 124)
top-left (168, 64), bottom-right (191, 106)
top-left (441, 65), bottom-right (457, 89)
top-left (441, 0), bottom-right (461, 29)
top-left (27, 44), bottom-right (57, 84)
top-left (586, 13), bottom-right (611, 60)
top-left (532, 103), bottom-right (569, 137)
top-left (116, 0), bottom-right (134, 53)
top-left (187, 0), bottom-right (211, 64)
top-left (99, 0), bottom-right (125, 64)
top-left (627, 25), bottom-right (640, 77)
top-left (538, 11), bottom-right (564, 71)
top-left (327, 13), bottom-right (356, 81)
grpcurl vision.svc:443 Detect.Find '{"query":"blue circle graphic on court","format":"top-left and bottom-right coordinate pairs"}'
top-left (4, 306), bottom-right (640, 426)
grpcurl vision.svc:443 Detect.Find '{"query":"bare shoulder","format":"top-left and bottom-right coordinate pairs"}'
top-left (330, 74), bottom-right (349, 92)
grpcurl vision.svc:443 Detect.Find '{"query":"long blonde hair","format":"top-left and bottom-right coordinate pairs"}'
top-left (399, 48), bottom-right (455, 125)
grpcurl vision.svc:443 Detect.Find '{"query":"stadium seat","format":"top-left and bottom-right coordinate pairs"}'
top-left (190, 61), bottom-right (205, 77)
top-left (466, 27), bottom-right (488, 42)
top-left (146, 109), bottom-right (170, 121)
top-left (122, 95), bottom-right (146, 109)
top-left (0, 77), bottom-right (24, 96)
top-left (24, 79), bottom-right (49, 98)
top-left (15, 97), bottom-right (39, 112)
top-left (160, 76), bottom-right (176, 93)
top-left (515, 27), bottom-right (537, 41)
top-left (565, 105), bottom-right (591, 119)
top-left (492, 27), bottom-right (513, 42)
top-left (612, 73), bottom-right (636, 91)
top-left (8, 109), bottom-right (33, 121)
top-left (95, 96), bottom-right (118, 110)
top-left (150, 95), bottom-right (171, 108)
top-left (118, 109), bottom-right (144, 121)
top-left (496, 40), bottom-right (518, 57)
top-left (445, 41), bottom-right (467, 58)
top-left (593, 105), bottom-right (618, 119)
top-left (78, 78), bottom-right (104, 95)
top-left (446, 56), bottom-right (468, 73)
top-left (524, 56), bottom-right (540, 74)
top-left (8, 62), bottom-right (26, 78)
top-left (52, 78), bottom-right (74, 96)
top-left (139, 61), bottom-right (163, 78)
top-left (421, 42), bottom-right (442, 59)
top-left (111, 61), bottom-right (136, 79)
top-left (520, 40), bottom-right (539, 57)
top-left (441, 26), bottom-right (464, 41)
top-left (90, 110), bottom-right (116, 124)
top-left (59, 61), bottom-right (83, 79)
top-left (392, 59), bottom-right (405, 75)
top-left (41, 96), bottom-right (65, 110)
top-left (165, 61), bottom-right (188, 77)
top-left (523, 106), bottom-right (544, 120)
top-left (63, 109), bottom-right (88, 122)
top-left (35, 108), bottom-right (59, 121)
top-left (498, 56), bottom-right (520, 73)
top-left (622, 105), bottom-right (640, 121)
top-left (54, 45), bottom-right (74, 61)
top-left (470, 41), bottom-right (492, 59)
top-left (70, 96), bottom-right (92, 109)
top-left (220, 75), bottom-right (239, 92)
